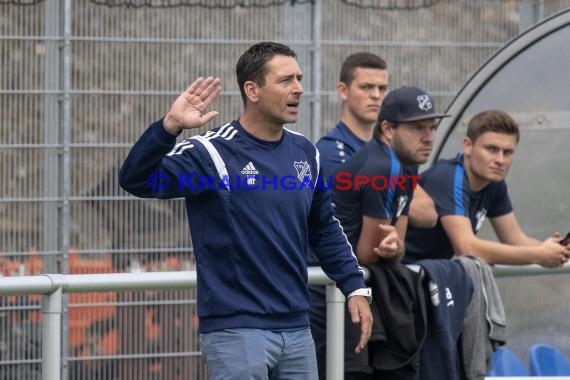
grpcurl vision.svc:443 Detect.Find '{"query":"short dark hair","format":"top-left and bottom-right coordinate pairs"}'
top-left (466, 110), bottom-right (520, 143)
top-left (339, 52), bottom-right (387, 87)
top-left (236, 41), bottom-right (297, 105)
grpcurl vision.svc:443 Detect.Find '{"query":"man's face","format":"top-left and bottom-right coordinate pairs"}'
top-left (339, 67), bottom-right (389, 125)
top-left (390, 119), bottom-right (437, 166)
top-left (254, 55), bottom-right (304, 126)
top-left (464, 131), bottom-right (517, 183)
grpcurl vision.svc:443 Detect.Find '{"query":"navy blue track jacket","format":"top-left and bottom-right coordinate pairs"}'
top-left (119, 119), bottom-right (366, 333)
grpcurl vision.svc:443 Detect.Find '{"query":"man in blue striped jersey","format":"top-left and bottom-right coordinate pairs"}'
top-left (309, 56), bottom-right (439, 379)
top-left (119, 41), bottom-right (372, 380)
top-left (333, 85), bottom-right (449, 268)
top-left (331, 86), bottom-right (450, 379)
top-left (404, 110), bottom-right (570, 266)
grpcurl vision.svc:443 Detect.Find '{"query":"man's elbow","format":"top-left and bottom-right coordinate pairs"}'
top-left (118, 172), bottom-right (128, 191)
top-left (118, 168), bottom-right (133, 192)
top-left (452, 242), bottom-right (495, 264)
top-left (119, 180), bottom-right (139, 197)
top-left (452, 239), bottom-right (474, 255)
top-left (118, 171), bottom-right (148, 198)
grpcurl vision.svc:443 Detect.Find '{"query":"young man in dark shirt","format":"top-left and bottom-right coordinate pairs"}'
top-left (405, 110), bottom-right (570, 266)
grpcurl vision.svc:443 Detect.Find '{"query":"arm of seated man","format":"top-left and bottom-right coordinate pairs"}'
top-left (440, 214), bottom-right (569, 267)
top-left (490, 212), bottom-right (542, 246)
top-left (408, 184), bottom-right (437, 228)
top-left (356, 215), bottom-right (407, 265)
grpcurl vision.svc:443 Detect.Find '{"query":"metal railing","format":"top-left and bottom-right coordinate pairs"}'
top-left (1, 265), bottom-right (570, 380)
top-left (0, 268), bottom-right (348, 380)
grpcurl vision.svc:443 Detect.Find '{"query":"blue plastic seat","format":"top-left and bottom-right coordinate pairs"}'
top-left (529, 343), bottom-right (570, 375)
top-left (486, 347), bottom-right (529, 376)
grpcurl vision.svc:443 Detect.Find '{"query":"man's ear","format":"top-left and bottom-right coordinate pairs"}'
top-left (463, 137), bottom-right (473, 156)
top-left (337, 82), bottom-right (348, 102)
top-left (244, 81), bottom-right (259, 103)
top-left (379, 121), bottom-right (394, 140)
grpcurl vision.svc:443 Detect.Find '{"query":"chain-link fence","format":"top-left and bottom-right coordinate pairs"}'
top-left (1, 0), bottom-right (570, 378)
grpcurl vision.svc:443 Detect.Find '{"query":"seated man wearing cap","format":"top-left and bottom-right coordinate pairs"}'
top-left (308, 54), bottom-right (439, 380)
top-left (332, 86), bottom-right (449, 266)
top-left (404, 109), bottom-right (570, 267)
top-left (331, 86), bottom-right (450, 378)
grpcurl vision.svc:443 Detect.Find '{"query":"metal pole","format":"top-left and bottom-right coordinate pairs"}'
top-left (42, 0), bottom-right (62, 275)
top-left (311, 0), bottom-right (322, 143)
top-left (60, 1), bottom-right (72, 377)
top-left (326, 283), bottom-right (345, 380)
top-left (42, 286), bottom-right (62, 380)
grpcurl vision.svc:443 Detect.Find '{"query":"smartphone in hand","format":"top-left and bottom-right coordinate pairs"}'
top-left (560, 232), bottom-right (570, 246)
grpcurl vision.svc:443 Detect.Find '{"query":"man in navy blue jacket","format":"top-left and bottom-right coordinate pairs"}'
top-left (119, 42), bottom-right (372, 380)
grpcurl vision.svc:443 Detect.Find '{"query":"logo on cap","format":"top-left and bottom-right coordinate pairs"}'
top-left (417, 94), bottom-right (433, 111)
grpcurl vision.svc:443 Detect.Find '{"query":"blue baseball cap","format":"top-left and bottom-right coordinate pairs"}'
top-left (378, 86), bottom-right (451, 122)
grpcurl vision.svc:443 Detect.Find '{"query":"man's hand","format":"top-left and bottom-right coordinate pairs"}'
top-left (163, 76), bottom-right (222, 134)
top-left (373, 224), bottom-right (403, 261)
top-left (536, 233), bottom-right (570, 268)
top-left (347, 295), bottom-right (373, 354)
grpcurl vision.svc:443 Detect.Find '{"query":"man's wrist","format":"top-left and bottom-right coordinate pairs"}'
top-left (163, 114), bottom-right (183, 135)
top-left (347, 287), bottom-right (372, 304)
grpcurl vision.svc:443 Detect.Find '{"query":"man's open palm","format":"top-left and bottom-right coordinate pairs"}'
top-left (163, 76), bottom-right (222, 134)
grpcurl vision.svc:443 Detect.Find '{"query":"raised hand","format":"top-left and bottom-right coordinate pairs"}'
top-left (163, 76), bottom-right (222, 134)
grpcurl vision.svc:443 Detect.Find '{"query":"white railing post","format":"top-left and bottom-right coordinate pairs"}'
top-left (326, 283), bottom-right (345, 380)
top-left (42, 285), bottom-right (62, 380)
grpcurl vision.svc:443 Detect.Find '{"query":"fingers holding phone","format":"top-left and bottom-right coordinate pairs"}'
top-left (560, 232), bottom-right (570, 246)
top-left (558, 232), bottom-right (570, 262)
